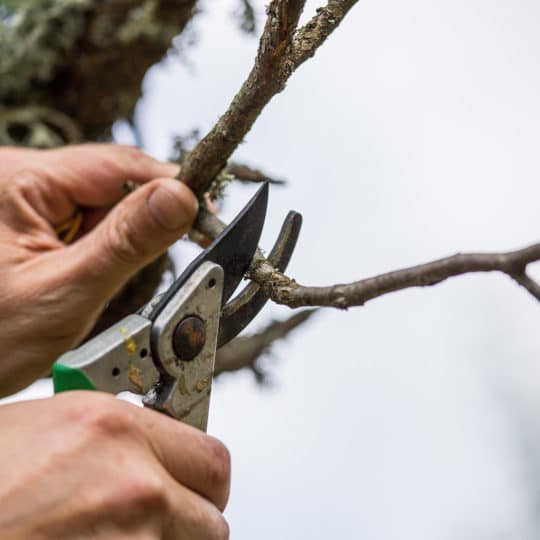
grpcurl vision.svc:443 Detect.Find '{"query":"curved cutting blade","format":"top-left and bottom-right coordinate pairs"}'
top-left (148, 183), bottom-right (269, 322)
top-left (217, 210), bottom-right (302, 348)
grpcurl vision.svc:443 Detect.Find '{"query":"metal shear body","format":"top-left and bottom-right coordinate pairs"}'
top-left (53, 184), bottom-right (302, 431)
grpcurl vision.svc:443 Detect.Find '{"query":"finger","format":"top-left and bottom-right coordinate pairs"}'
top-left (43, 144), bottom-right (180, 207)
top-left (64, 177), bottom-right (197, 298)
top-left (130, 404), bottom-right (231, 513)
top-left (163, 481), bottom-right (229, 540)
top-left (0, 168), bottom-right (74, 235)
top-left (0, 147), bottom-right (41, 178)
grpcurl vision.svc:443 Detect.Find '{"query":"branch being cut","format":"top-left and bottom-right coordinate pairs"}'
top-left (178, 0), bottom-right (359, 196)
top-left (252, 244), bottom-right (540, 308)
top-left (196, 210), bottom-right (540, 308)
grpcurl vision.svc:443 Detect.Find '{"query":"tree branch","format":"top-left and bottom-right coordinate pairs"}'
top-left (178, 0), bottom-right (359, 196)
top-left (196, 208), bottom-right (540, 308)
top-left (226, 162), bottom-right (286, 185)
top-left (214, 309), bottom-right (317, 382)
top-left (254, 243), bottom-right (540, 308)
top-left (288, 0), bottom-right (358, 67)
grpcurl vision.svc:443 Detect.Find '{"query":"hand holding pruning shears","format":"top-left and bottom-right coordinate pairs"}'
top-left (0, 144), bottom-right (301, 538)
top-left (0, 144), bottom-right (197, 396)
top-left (0, 145), bottom-right (217, 538)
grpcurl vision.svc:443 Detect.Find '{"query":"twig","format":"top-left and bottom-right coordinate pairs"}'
top-left (214, 309), bottom-right (317, 382)
top-left (178, 0), bottom-right (359, 196)
top-left (196, 208), bottom-right (540, 308)
top-left (288, 0), bottom-right (359, 67)
top-left (253, 244), bottom-right (540, 308)
top-left (226, 162), bottom-right (286, 185)
top-left (512, 272), bottom-right (540, 302)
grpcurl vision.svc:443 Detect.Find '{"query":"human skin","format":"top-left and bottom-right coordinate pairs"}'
top-left (0, 393), bottom-right (230, 539)
top-left (0, 144), bottom-right (198, 395)
top-left (0, 145), bottom-right (230, 539)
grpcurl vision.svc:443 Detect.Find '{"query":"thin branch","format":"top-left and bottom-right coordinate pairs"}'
top-left (178, 0), bottom-right (359, 196)
top-left (252, 244), bottom-right (540, 308)
top-left (288, 0), bottom-right (359, 67)
top-left (226, 162), bottom-right (286, 185)
top-left (214, 310), bottom-right (317, 382)
top-left (512, 272), bottom-right (540, 302)
top-left (196, 208), bottom-right (540, 308)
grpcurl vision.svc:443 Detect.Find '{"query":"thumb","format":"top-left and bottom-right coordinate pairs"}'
top-left (73, 178), bottom-right (198, 297)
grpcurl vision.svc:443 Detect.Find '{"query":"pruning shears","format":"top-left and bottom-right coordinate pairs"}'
top-left (52, 183), bottom-right (302, 431)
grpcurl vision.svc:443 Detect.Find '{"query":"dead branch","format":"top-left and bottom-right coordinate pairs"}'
top-left (214, 309), bottom-right (317, 382)
top-left (226, 162), bottom-right (286, 185)
top-left (178, 0), bottom-right (358, 196)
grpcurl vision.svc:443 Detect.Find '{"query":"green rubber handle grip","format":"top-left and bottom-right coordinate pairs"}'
top-left (53, 363), bottom-right (97, 393)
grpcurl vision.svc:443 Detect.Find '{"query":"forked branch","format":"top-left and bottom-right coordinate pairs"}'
top-left (178, 0), bottom-right (358, 196)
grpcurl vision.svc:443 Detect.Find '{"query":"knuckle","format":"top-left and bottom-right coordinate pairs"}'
top-left (9, 169), bottom-right (37, 189)
top-left (94, 468), bottom-right (170, 520)
top-left (185, 502), bottom-right (229, 540)
top-left (118, 144), bottom-right (144, 157)
top-left (204, 436), bottom-right (231, 493)
top-left (118, 472), bottom-right (170, 512)
top-left (192, 507), bottom-right (230, 540)
top-left (76, 396), bottom-right (134, 438)
top-left (3, 169), bottom-right (39, 200)
top-left (119, 145), bottom-right (152, 168)
top-left (211, 514), bottom-right (230, 540)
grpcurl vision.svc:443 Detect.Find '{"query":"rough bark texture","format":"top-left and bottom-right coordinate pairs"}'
top-left (1, 0), bottom-right (198, 142)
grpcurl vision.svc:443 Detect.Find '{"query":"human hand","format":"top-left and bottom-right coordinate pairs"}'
top-left (0, 144), bottom-right (198, 395)
top-left (0, 392), bottom-right (230, 539)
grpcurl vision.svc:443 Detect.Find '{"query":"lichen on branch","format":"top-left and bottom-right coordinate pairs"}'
top-left (179, 0), bottom-right (361, 197)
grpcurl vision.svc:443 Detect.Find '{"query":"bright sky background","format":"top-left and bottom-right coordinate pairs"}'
top-left (4, 1), bottom-right (540, 538)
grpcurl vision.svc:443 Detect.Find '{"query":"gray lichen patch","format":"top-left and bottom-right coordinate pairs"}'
top-left (0, 0), bottom-right (94, 100)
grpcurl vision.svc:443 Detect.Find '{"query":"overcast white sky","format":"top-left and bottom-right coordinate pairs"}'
top-left (5, 1), bottom-right (540, 538)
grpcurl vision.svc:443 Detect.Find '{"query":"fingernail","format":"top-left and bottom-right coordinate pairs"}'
top-left (147, 186), bottom-right (191, 231)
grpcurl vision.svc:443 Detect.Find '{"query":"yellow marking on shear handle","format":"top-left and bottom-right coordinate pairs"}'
top-left (128, 364), bottom-right (143, 392)
top-left (196, 377), bottom-right (209, 392)
top-left (125, 339), bottom-right (137, 354)
top-left (178, 375), bottom-right (190, 396)
top-left (119, 326), bottom-right (137, 354)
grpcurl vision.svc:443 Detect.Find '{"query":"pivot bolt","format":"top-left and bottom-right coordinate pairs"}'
top-left (173, 316), bottom-right (206, 361)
